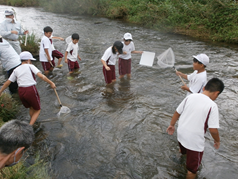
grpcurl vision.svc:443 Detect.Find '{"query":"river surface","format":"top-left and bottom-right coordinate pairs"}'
top-left (1, 5), bottom-right (238, 179)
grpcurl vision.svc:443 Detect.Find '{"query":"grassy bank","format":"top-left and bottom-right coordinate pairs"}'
top-left (1, 0), bottom-right (238, 43)
top-left (0, 0), bottom-right (38, 6)
top-left (39, 0), bottom-right (238, 43)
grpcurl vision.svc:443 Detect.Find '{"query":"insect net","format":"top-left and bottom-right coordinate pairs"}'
top-left (157, 47), bottom-right (175, 68)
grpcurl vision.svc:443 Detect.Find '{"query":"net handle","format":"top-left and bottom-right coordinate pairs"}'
top-left (173, 66), bottom-right (186, 86)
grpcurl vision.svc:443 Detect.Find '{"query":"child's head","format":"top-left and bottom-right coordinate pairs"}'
top-left (20, 51), bottom-right (36, 63)
top-left (204, 78), bottom-right (224, 96)
top-left (71, 33), bottom-right (79, 44)
top-left (43, 26), bottom-right (53, 38)
top-left (123, 32), bottom-right (133, 45)
top-left (192, 54), bottom-right (209, 68)
top-left (112, 41), bottom-right (123, 54)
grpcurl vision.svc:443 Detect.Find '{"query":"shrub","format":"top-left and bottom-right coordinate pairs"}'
top-left (0, 152), bottom-right (51, 179)
top-left (20, 32), bottom-right (40, 57)
top-left (0, 93), bottom-right (19, 123)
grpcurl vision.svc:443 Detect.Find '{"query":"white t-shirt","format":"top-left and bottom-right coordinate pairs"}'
top-left (187, 70), bottom-right (207, 96)
top-left (9, 64), bottom-right (41, 87)
top-left (118, 41), bottom-right (135, 60)
top-left (176, 93), bottom-right (219, 152)
top-left (39, 35), bottom-right (53, 62)
top-left (0, 39), bottom-right (21, 71)
top-left (66, 42), bottom-right (78, 62)
top-left (101, 46), bottom-right (118, 65)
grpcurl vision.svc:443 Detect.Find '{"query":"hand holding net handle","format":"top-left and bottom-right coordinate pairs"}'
top-left (173, 66), bottom-right (186, 86)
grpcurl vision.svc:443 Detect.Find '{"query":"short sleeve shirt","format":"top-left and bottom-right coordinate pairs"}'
top-left (39, 35), bottom-right (53, 62)
top-left (119, 41), bottom-right (135, 60)
top-left (101, 46), bottom-right (118, 65)
top-left (9, 64), bottom-right (41, 87)
top-left (187, 70), bottom-right (207, 96)
top-left (66, 42), bottom-right (78, 62)
top-left (176, 93), bottom-right (219, 152)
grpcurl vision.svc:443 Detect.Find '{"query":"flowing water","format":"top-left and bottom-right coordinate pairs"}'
top-left (1, 5), bottom-right (238, 179)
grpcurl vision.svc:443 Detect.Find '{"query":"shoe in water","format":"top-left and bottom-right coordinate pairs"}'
top-left (56, 64), bottom-right (63, 68)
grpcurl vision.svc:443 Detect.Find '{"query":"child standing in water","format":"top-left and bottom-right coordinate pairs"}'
top-left (101, 41), bottom-right (124, 85)
top-left (39, 26), bottom-right (54, 76)
top-left (175, 54), bottom-right (209, 96)
top-left (118, 33), bottom-right (143, 79)
top-left (64, 33), bottom-right (81, 74)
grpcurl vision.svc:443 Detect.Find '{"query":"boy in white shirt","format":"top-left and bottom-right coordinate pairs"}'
top-left (39, 26), bottom-right (54, 76)
top-left (0, 51), bottom-right (56, 125)
top-left (118, 33), bottom-right (143, 79)
top-left (64, 33), bottom-right (81, 74)
top-left (167, 78), bottom-right (224, 179)
top-left (176, 54), bottom-right (209, 96)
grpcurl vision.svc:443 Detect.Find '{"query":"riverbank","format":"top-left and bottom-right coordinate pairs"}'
top-left (1, 0), bottom-right (238, 43)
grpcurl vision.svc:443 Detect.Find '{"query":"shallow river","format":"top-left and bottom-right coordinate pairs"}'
top-left (1, 5), bottom-right (238, 179)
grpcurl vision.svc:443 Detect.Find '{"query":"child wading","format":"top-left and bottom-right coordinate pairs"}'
top-left (64, 33), bottom-right (81, 75)
top-left (176, 54), bottom-right (209, 96)
top-left (166, 78), bottom-right (224, 179)
top-left (39, 26), bottom-right (54, 76)
top-left (0, 51), bottom-right (56, 125)
top-left (101, 41), bottom-right (123, 85)
top-left (118, 33), bottom-right (143, 79)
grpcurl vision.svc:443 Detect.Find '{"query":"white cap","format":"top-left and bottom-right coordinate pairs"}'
top-left (4, 10), bottom-right (14, 16)
top-left (20, 51), bottom-right (36, 61)
top-left (193, 54), bottom-right (209, 66)
top-left (123, 33), bottom-right (133, 40)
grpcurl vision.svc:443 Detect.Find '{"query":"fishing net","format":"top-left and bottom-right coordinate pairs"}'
top-left (157, 47), bottom-right (175, 68)
top-left (65, 36), bottom-right (71, 44)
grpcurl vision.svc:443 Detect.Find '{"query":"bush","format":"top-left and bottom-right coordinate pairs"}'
top-left (0, 152), bottom-right (51, 179)
top-left (20, 33), bottom-right (40, 57)
top-left (0, 93), bottom-right (19, 123)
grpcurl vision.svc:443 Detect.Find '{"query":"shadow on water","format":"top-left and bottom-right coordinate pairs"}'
top-left (1, 5), bottom-right (238, 179)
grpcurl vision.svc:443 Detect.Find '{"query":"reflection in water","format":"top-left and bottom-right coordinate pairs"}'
top-left (1, 5), bottom-right (238, 179)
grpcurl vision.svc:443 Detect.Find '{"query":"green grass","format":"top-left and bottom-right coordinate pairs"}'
top-left (20, 32), bottom-right (40, 56)
top-left (0, 93), bottom-right (19, 123)
top-left (0, 152), bottom-right (51, 179)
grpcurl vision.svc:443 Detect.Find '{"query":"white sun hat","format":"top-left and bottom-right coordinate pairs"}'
top-left (123, 33), bottom-right (133, 40)
top-left (20, 51), bottom-right (36, 61)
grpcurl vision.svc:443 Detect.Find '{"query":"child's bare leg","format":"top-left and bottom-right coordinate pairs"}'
top-left (44, 71), bottom-right (50, 76)
top-left (119, 75), bottom-right (124, 79)
top-left (57, 58), bottom-right (63, 68)
top-left (29, 107), bottom-right (41, 125)
top-left (186, 171), bottom-right (196, 179)
top-left (58, 58), bottom-right (62, 66)
top-left (127, 74), bottom-right (131, 79)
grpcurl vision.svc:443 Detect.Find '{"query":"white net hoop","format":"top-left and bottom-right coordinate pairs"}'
top-left (157, 47), bottom-right (175, 68)
top-left (65, 36), bottom-right (71, 44)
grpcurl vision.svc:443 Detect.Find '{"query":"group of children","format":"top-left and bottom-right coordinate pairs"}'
top-left (101, 33), bottom-right (143, 85)
top-left (0, 21), bottom-right (226, 178)
top-left (39, 26), bottom-right (81, 76)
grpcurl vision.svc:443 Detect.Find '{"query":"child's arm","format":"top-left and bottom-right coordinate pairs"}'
top-left (209, 128), bottom-right (220, 149)
top-left (131, 50), bottom-right (143, 54)
top-left (0, 80), bottom-right (12, 96)
top-left (176, 71), bottom-right (188, 80)
top-left (37, 72), bottom-right (56, 89)
top-left (44, 49), bottom-right (52, 64)
top-left (52, 36), bottom-right (64, 41)
top-left (166, 111), bottom-right (180, 135)
top-left (78, 55), bottom-right (81, 61)
top-left (64, 51), bottom-right (68, 63)
top-left (101, 59), bottom-right (110, 71)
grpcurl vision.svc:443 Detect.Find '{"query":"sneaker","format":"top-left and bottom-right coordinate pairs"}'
top-left (56, 64), bottom-right (63, 68)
